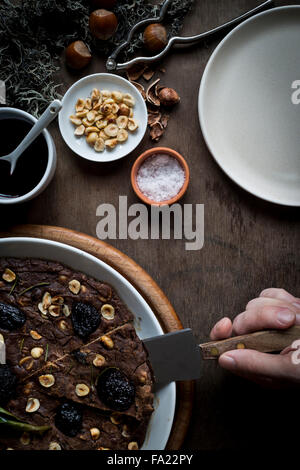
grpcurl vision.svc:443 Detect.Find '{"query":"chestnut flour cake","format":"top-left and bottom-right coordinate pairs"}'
top-left (0, 258), bottom-right (154, 450)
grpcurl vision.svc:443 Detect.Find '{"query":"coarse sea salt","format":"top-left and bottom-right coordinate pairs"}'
top-left (136, 153), bottom-right (185, 202)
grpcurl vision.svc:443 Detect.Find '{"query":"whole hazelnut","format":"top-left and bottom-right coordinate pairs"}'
top-left (158, 87), bottom-right (180, 107)
top-left (89, 9), bottom-right (118, 40)
top-left (65, 41), bottom-right (92, 70)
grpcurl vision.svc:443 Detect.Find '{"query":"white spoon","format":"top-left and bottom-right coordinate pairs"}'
top-left (0, 100), bottom-right (62, 176)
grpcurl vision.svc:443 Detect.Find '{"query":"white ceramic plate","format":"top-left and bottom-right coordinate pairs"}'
top-left (199, 6), bottom-right (300, 206)
top-left (0, 237), bottom-right (175, 450)
top-left (59, 73), bottom-right (148, 162)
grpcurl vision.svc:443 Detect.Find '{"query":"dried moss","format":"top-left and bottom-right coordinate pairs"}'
top-left (0, 0), bottom-right (194, 116)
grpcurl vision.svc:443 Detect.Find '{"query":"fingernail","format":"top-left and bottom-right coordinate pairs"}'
top-left (277, 309), bottom-right (295, 325)
top-left (293, 303), bottom-right (300, 310)
top-left (220, 353), bottom-right (236, 368)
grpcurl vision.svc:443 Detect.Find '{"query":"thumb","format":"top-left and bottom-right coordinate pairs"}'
top-left (219, 349), bottom-right (300, 382)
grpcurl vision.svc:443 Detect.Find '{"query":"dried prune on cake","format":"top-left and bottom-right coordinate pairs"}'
top-left (0, 364), bottom-right (17, 403)
top-left (71, 302), bottom-right (101, 339)
top-left (0, 302), bottom-right (26, 331)
top-left (96, 368), bottom-right (135, 411)
top-left (55, 401), bottom-right (82, 437)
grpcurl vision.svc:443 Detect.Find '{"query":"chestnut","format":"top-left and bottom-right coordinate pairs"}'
top-left (91, 0), bottom-right (117, 8)
top-left (89, 9), bottom-right (118, 40)
top-left (143, 24), bottom-right (167, 54)
top-left (65, 41), bottom-right (92, 70)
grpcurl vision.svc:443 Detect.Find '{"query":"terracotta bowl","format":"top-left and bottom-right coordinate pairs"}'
top-left (131, 147), bottom-right (190, 206)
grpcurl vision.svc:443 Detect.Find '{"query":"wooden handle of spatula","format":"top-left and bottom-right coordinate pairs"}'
top-left (200, 325), bottom-right (300, 359)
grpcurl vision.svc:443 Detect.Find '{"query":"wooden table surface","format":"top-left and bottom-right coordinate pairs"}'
top-left (1, 0), bottom-right (300, 450)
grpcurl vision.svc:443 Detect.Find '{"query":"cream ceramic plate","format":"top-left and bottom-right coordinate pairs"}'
top-left (0, 238), bottom-right (175, 450)
top-left (59, 73), bottom-right (148, 162)
top-left (199, 6), bottom-right (300, 206)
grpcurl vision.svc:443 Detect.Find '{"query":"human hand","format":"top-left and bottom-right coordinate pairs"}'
top-left (210, 288), bottom-right (300, 386)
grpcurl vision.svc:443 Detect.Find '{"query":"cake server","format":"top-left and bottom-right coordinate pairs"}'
top-left (143, 326), bottom-right (300, 383)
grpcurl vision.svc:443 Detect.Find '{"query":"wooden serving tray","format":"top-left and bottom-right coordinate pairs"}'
top-left (0, 224), bottom-right (194, 450)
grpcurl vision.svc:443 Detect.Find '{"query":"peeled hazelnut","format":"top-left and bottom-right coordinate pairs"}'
top-left (42, 292), bottom-right (52, 310)
top-left (119, 103), bottom-right (130, 116)
top-left (89, 10), bottom-right (118, 40)
top-left (74, 125), bottom-right (85, 136)
top-left (76, 99), bottom-right (85, 113)
top-left (59, 319), bottom-right (68, 331)
top-left (85, 98), bottom-right (92, 110)
top-left (19, 356), bottom-right (34, 370)
top-left (117, 129), bottom-right (128, 142)
top-left (111, 90), bottom-right (123, 102)
top-left (75, 383), bottom-right (90, 397)
top-left (90, 427), bottom-right (101, 440)
top-left (38, 302), bottom-right (48, 316)
top-left (116, 115), bottom-right (128, 128)
top-left (122, 93), bottom-right (135, 107)
top-left (86, 132), bottom-right (99, 146)
top-left (101, 304), bottom-right (115, 320)
top-left (25, 398), bottom-right (40, 413)
top-left (31, 347), bottom-right (44, 359)
top-left (70, 115), bottom-right (82, 126)
top-left (127, 118), bottom-right (138, 132)
top-left (49, 442), bottom-right (62, 450)
top-left (143, 23), bottom-right (167, 53)
top-left (102, 90), bottom-right (111, 99)
top-left (105, 138), bottom-right (118, 149)
top-left (93, 354), bottom-right (106, 368)
top-left (2, 268), bottom-right (16, 283)
top-left (94, 138), bottom-right (105, 152)
top-left (49, 305), bottom-right (61, 317)
top-left (62, 304), bottom-right (71, 317)
top-left (157, 87), bottom-right (180, 106)
top-left (104, 123), bottom-right (118, 137)
top-left (39, 374), bottom-right (55, 388)
top-left (91, 88), bottom-right (101, 102)
top-left (110, 413), bottom-right (121, 425)
top-left (128, 441), bottom-right (139, 450)
top-left (65, 41), bottom-right (92, 70)
top-left (100, 335), bottom-right (114, 349)
top-left (68, 279), bottom-right (81, 295)
top-left (122, 424), bottom-right (130, 438)
top-left (0, 333), bottom-right (4, 343)
top-left (51, 296), bottom-right (64, 305)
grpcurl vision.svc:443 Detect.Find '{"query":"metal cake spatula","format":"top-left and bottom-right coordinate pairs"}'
top-left (143, 326), bottom-right (300, 383)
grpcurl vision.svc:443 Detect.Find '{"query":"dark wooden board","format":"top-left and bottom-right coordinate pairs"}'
top-left (0, 0), bottom-right (300, 450)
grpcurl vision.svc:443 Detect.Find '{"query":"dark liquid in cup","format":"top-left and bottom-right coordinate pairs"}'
top-left (0, 118), bottom-right (48, 198)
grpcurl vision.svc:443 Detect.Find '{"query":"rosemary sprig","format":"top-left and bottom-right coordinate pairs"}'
top-left (9, 276), bottom-right (18, 295)
top-left (19, 282), bottom-right (50, 297)
top-left (0, 416), bottom-right (50, 434)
